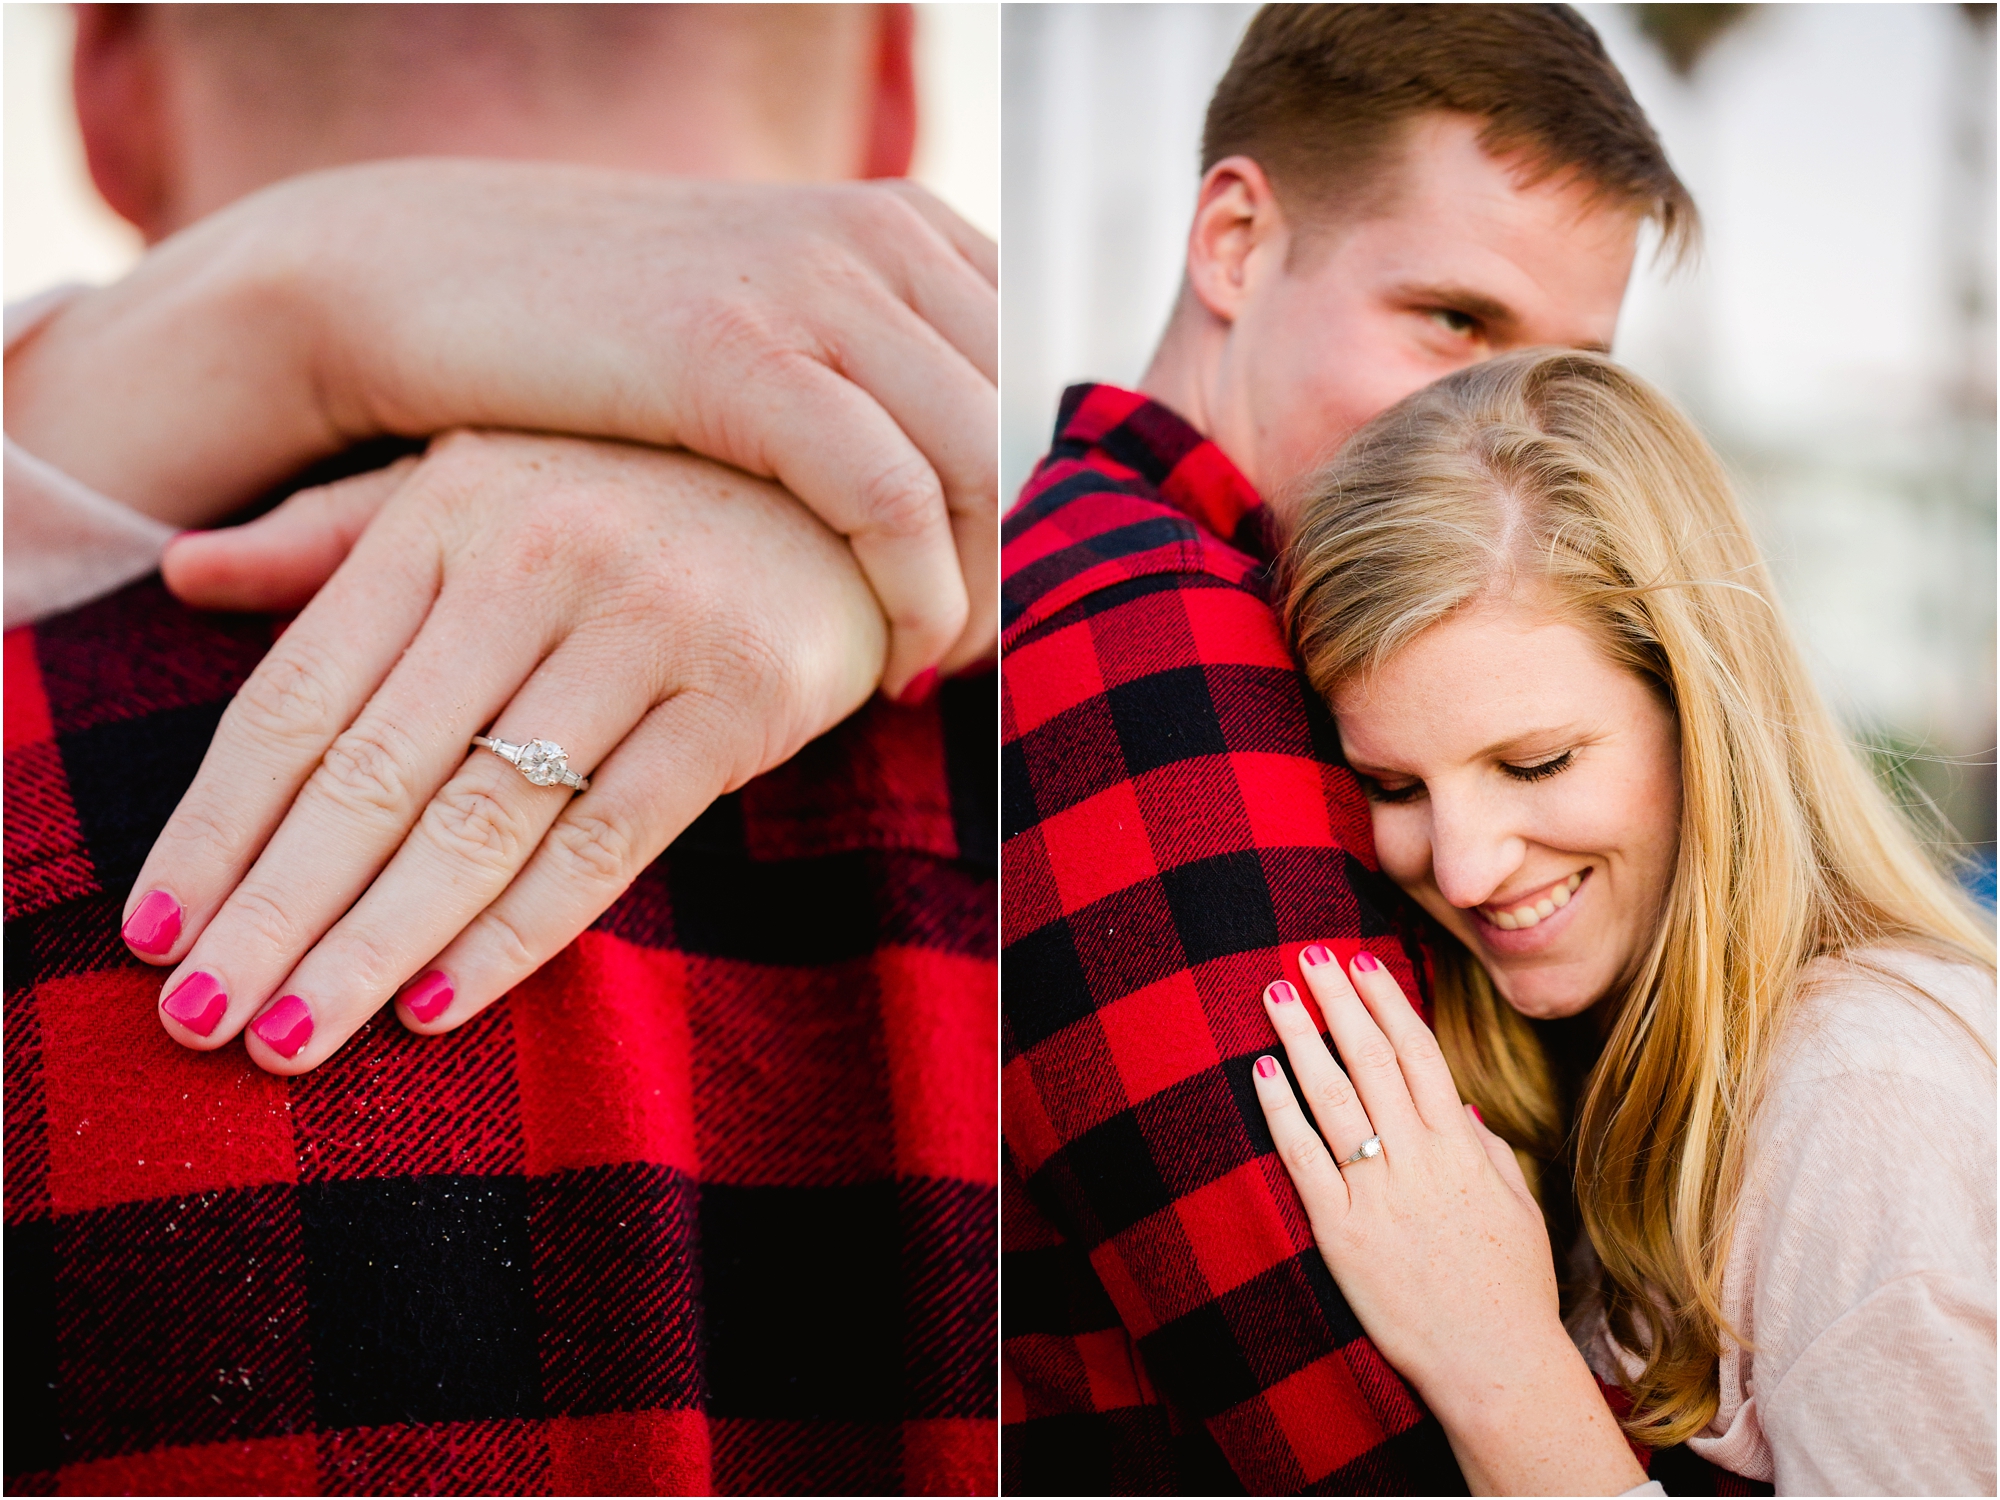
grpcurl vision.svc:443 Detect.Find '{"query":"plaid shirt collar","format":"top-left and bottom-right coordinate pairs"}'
top-left (1044, 383), bottom-right (1268, 555)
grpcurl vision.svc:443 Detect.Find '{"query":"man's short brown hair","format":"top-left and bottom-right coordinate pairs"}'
top-left (1203, 5), bottom-right (1696, 258)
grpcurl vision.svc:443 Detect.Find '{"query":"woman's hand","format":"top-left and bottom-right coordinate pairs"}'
top-left (1251, 947), bottom-right (1646, 1496)
top-left (120, 429), bottom-right (886, 1073)
top-left (5, 160), bottom-right (995, 694)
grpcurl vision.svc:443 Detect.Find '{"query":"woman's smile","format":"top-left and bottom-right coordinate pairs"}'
top-left (1333, 593), bottom-right (1681, 1020)
top-left (1472, 867), bottom-right (1588, 948)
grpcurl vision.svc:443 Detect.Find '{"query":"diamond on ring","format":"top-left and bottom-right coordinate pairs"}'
top-left (517, 740), bottom-right (567, 786)
top-left (1338, 1134), bottom-right (1383, 1168)
top-left (472, 734), bottom-right (590, 791)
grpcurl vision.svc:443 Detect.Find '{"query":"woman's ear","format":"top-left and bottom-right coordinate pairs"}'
top-left (71, 4), bottom-right (176, 241)
top-left (1184, 154), bottom-right (1289, 325)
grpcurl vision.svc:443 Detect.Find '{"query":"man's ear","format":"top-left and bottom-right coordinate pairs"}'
top-left (861, 4), bottom-right (918, 180)
top-left (71, 4), bottom-right (175, 240)
top-left (1185, 155), bottom-right (1289, 324)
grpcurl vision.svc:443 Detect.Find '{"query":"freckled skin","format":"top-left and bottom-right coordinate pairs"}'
top-left (1333, 595), bottom-right (1681, 1019)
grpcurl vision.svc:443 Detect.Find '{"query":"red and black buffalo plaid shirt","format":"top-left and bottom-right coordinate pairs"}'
top-left (5, 577), bottom-right (996, 1495)
top-left (1000, 385), bottom-right (1768, 1499)
top-left (1001, 385), bottom-right (1456, 1496)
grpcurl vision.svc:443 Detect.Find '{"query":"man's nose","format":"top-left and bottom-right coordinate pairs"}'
top-left (1426, 789), bottom-right (1526, 911)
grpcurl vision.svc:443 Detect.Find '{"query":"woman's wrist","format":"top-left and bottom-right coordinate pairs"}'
top-left (1419, 1328), bottom-right (1646, 1496)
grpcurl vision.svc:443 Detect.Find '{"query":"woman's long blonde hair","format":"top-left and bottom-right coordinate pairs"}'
top-left (1282, 349), bottom-right (1995, 1445)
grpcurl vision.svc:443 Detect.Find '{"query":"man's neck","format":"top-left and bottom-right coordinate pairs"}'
top-left (1141, 310), bottom-right (1316, 542)
top-left (1136, 289), bottom-right (1218, 443)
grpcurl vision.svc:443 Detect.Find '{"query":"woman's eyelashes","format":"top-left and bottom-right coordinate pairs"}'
top-left (1356, 773), bottom-right (1422, 804)
top-left (1500, 749), bottom-right (1575, 783)
top-left (1354, 750), bottom-right (1575, 803)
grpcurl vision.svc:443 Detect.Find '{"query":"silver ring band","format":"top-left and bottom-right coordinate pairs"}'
top-left (472, 735), bottom-right (590, 791)
top-left (1337, 1134), bottom-right (1383, 1168)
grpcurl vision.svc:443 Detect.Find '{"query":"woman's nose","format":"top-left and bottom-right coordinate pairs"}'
top-left (1425, 790), bottom-right (1526, 910)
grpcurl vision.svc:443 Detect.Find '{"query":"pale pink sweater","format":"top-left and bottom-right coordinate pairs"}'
top-left (1586, 948), bottom-right (1996, 1495)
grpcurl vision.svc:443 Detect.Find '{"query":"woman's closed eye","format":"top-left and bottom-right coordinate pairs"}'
top-left (1500, 750), bottom-right (1574, 784)
top-left (1356, 773), bottom-right (1424, 804)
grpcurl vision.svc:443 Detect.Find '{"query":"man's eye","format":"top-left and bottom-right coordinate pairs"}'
top-left (1429, 308), bottom-right (1480, 336)
top-left (1501, 751), bottom-right (1574, 784)
top-left (1357, 774), bottom-right (1423, 804)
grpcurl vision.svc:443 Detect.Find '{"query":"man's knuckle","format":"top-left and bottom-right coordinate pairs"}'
top-left (853, 457), bottom-right (946, 543)
top-left (686, 292), bottom-right (792, 366)
top-left (848, 183), bottom-right (930, 250)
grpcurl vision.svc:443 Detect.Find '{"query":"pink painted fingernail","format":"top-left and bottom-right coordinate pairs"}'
top-left (1352, 951), bottom-right (1382, 973)
top-left (1468, 1104), bottom-right (1484, 1125)
top-left (1300, 943), bottom-right (1333, 968)
top-left (161, 971), bottom-right (227, 1037)
top-left (251, 995), bottom-right (314, 1058)
top-left (123, 890), bottom-right (183, 956)
top-left (895, 667), bottom-right (939, 707)
top-left (1254, 1055), bottom-right (1278, 1079)
top-left (402, 970), bottom-right (454, 1024)
top-left (1267, 980), bottom-right (1298, 1005)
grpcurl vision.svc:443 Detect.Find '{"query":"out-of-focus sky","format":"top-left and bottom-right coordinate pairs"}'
top-left (2, 1), bottom-right (999, 301)
top-left (1003, 2), bottom-right (1995, 850)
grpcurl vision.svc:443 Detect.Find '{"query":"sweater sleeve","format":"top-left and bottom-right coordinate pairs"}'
top-left (1760, 1268), bottom-right (1994, 1495)
top-left (5, 287), bottom-right (176, 629)
top-left (1691, 959), bottom-right (1996, 1496)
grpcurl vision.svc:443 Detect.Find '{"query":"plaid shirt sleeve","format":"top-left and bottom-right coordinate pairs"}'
top-left (5, 577), bottom-right (996, 1496)
top-left (1000, 386), bottom-right (1466, 1495)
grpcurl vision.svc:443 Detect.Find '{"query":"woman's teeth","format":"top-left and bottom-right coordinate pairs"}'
top-left (1487, 872), bottom-right (1584, 931)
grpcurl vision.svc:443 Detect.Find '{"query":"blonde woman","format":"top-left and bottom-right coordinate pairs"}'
top-left (1248, 350), bottom-right (1994, 1496)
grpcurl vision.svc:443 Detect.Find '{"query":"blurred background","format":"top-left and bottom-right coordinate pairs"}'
top-left (3, 0), bottom-right (998, 299)
top-left (1003, 2), bottom-right (1997, 886)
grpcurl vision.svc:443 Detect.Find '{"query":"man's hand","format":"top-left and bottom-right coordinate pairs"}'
top-left (120, 430), bottom-right (887, 1072)
top-left (4, 160), bottom-right (995, 695)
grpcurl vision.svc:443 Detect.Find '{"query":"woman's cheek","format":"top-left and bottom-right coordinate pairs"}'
top-left (1368, 804), bottom-right (1433, 898)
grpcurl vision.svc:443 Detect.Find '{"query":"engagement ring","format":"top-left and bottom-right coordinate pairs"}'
top-left (472, 735), bottom-right (590, 791)
top-left (1337, 1135), bottom-right (1383, 1168)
